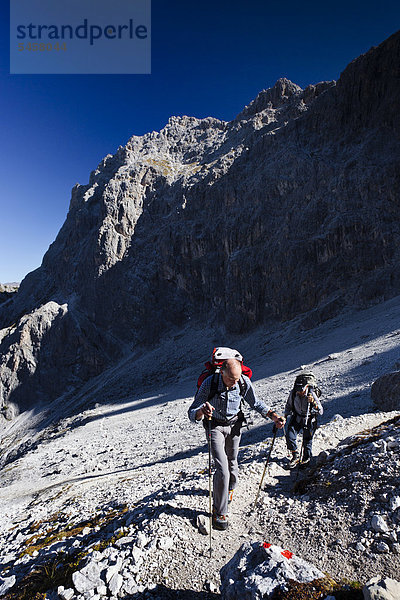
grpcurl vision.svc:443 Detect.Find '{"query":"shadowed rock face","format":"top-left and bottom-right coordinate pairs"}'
top-left (371, 371), bottom-right (400, 411)
top-left (1, 31), bottom-right (400, 416)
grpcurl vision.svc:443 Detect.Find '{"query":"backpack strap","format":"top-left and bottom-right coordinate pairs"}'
top-left (205, 373), bottom-right (250, 427)
top-left (287, 389), bottom-right (295, 414)
top-left (238, 376), bottom-right (248, 416)
top-left (206, 373), bottom-right (220, 403)
top-left (238, 376), bottom-right (246, 397)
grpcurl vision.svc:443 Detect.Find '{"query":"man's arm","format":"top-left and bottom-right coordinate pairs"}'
top-left (284, 391), bottom-right (293, 417)
top-left (309, 390), bottom-right (323, 415)
top-left (242, 377), bottom-right (285, 428)
top-left (188, 377), bottom-right (214, 422)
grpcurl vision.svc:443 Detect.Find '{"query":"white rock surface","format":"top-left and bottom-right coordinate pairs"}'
top-left (363, 576), bottom-right (400, 600)
top-left (108, 572), bottom-right (123, 596)
top-left (220, 541), bottom-right (324, 599)
top-left (136, 532), bottom-right (148, 548)
top-left (0, 576), bottom-right (16, 595)
top-left (371, 515), bottom-right (390, 534)
top-left (58, 588), bottom-right (75, 600)
top-left (72, 561), bottom-right (103, 593)
top-left (158, 536), bottom-right (174, 550)
top-left (390, 497), bottom-right (400, 511)
top-left (376, 541), bottom-right (390, 553)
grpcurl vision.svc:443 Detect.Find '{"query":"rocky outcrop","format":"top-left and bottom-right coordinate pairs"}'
top-left (220, 541), bottom-right (324, 599)
top-left (1, 31), bottom-right (400, 415)
top-left (294, 415), bottom-right (400, 557)
top-left (371, 371), bottom-right (400, 411)
top-left (0, 300), bottom-right (120, 418)
top-left (363, 577), bottom-right (400, 600)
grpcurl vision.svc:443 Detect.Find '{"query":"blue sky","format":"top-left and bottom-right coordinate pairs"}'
top-left (1, 0), bottom-right (399, 282)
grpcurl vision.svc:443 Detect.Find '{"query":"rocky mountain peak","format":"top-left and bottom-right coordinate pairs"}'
top-left (236, 77), bottom-right (303, 119)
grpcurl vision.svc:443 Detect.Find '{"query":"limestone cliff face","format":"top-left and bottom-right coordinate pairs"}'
top-left (1, 31), bottom-right (400, 416)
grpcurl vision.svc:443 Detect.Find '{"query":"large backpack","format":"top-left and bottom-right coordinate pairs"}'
top-left (293, 372), bottom-right (321, 397)
top-left (196, 347), bottom-right (253, 403)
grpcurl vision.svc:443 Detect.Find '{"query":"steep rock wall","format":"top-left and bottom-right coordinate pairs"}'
top-left (1, 31), bottom-right (400, 415)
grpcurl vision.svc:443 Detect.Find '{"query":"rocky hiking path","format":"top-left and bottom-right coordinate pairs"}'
top-left (1, 297), bottom-right (400, 598)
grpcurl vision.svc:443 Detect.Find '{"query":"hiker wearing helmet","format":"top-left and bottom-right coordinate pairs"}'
top-left (188, 355), bottom-right (285, 531)
top-left (285, 372), bottom-right (323, 469)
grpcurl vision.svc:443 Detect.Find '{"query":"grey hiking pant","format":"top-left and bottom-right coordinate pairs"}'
top-left (205, 419), bottom-right (242, 516)
top-left (286, 414), bottom-right (318, 459)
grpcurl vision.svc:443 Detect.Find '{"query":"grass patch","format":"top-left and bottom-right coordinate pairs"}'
top-left (3, 551), bottom-right (86, 600)
top-left (4, 505), bottom-right (131, 600)
top-left (21, 506), bottom-right (128, 558)
top-left (271, 576), bottom-right (363, 600)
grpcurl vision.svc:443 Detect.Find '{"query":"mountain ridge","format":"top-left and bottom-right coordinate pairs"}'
top-left (1, 30), bottom-right (400, 416)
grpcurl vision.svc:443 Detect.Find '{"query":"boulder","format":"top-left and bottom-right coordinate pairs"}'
top-left (0, 576), bottom-right (16, 595)
top-left (363, 577), bottom-right (400, 600)
top-left (390, 496), bottom-right (400, 511)
top-left (72, 560), bottom-right (103, 593)
top-left (371, 372), bottom-right (400, 411)
top-left (371, 515), bottom-right (389, 534)
top-left (108, 572), bottom-right (123, 596)
top-left (220, 541), bottom-right (324, 599)
top-left (57, 588), bottom-right (75, 600)
top-left (196, 515), bottom-right (210, 535)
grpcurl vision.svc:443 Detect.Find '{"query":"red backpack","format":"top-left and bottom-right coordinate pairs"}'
top-left (196, 347), bottom-right (253, 401)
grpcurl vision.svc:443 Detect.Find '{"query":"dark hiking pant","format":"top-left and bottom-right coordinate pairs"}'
top-left (286, 414), bottom-right (317, 460)
top-left (205, 419), bottom-right (242, 516)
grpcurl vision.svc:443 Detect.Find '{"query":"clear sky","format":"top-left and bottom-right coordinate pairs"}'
top-left (1, 0), bottom-right (399, 283)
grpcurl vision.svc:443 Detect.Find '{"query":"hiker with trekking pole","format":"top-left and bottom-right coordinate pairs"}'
top-left (284, 372), bottom-right (323, 469)
top-left (188, 348), bottom-right (285, 532)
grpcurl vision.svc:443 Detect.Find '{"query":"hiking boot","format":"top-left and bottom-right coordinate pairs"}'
top-left (289, 451), bottom-right (299, 469)
top-left (228, 489), bottom-right (234, 505)
top-left (300, 455), bottom-right (311, 467)
top-left (212, 512), bottom-right (229, 531)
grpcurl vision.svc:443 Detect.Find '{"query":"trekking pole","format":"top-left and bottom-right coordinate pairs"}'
top-left (207, 416), bottom-right (212, 558)
top-left (254, 424), bottom-right (277, 508)
top-left (295, 401), bottom-right (310, 481)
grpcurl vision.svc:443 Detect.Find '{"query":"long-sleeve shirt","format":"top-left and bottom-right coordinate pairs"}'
top-left (188, 373), bottom-right (271, 423)
top-left (284, 389), bottom-right (323, 421)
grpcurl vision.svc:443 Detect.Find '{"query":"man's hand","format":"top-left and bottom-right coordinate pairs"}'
top-left (273, 415), bottom-right (286, 429)
top-left (307, 394), bottom-right (317, 407)
top-left (195, 402), bottom-right (214, 420)
top-left (268, 411), bottom-right (285, 429)
top-left (202, 402), bottom-right (214, 419)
